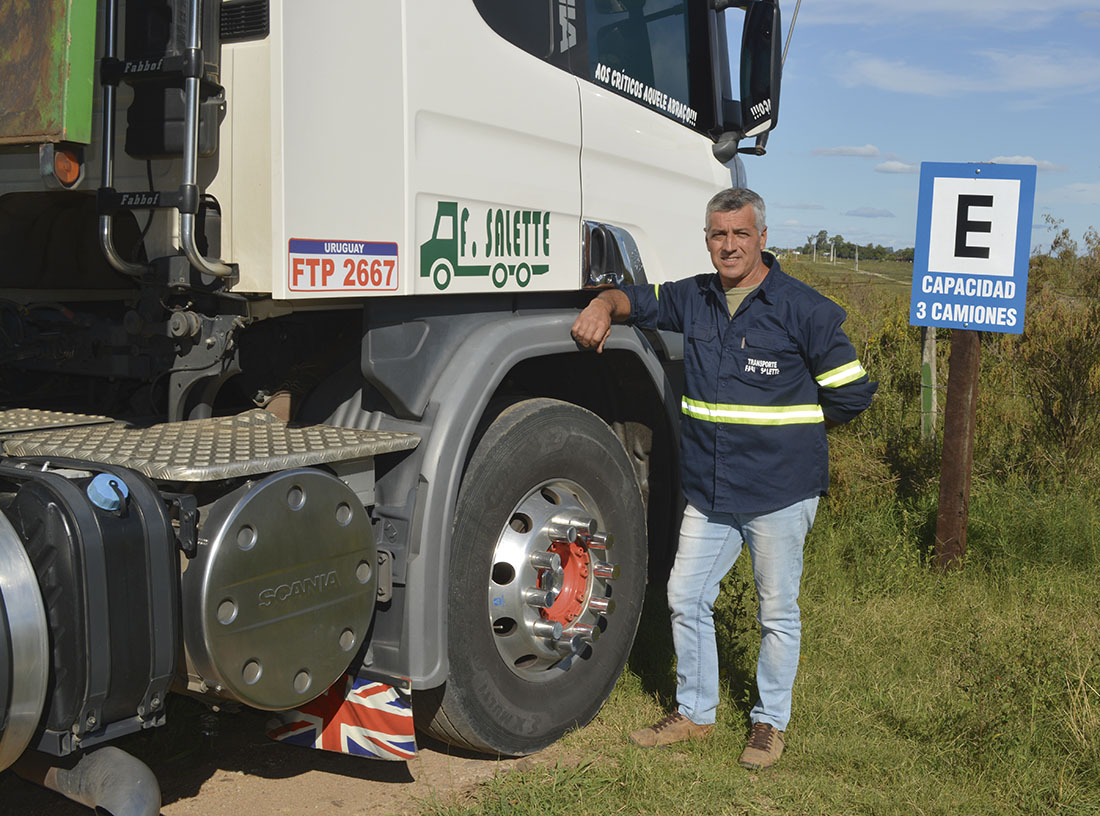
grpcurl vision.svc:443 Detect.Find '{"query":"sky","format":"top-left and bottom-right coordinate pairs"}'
top-left (739, 0), bottom-right (1100, 253)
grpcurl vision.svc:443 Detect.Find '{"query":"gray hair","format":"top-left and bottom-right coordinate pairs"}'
top-left (705, 188), bottom-right (766, 232)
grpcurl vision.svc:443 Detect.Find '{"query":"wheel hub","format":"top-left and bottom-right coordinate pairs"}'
top-left (541, 540), bottom-right (589, 625)
top-left (486, 480), bottom-right (618, 681)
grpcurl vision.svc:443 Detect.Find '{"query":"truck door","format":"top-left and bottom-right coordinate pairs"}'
top-left (574, 1), bottom-right (731, 286)
top-left (405, 2), bottom-right (582, 294)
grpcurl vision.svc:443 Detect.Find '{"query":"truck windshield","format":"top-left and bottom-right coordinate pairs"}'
top-left (584, 0), bottom-right (720, 132)
top-left (587, 0), bottom-right (690, 112)
top-left (473, 0), bottom-right (727, 135)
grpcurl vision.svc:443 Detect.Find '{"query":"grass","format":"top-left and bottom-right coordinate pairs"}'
top-left (423, 490), bottom-right (1100, 815)
top-left (421, 243), bottom-right (1100, 815)
top-left (780, 256), bottom-right (914, 297)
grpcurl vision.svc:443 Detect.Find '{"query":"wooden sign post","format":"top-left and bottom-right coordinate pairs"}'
top-left (933, 329), bottom-right (979, 568)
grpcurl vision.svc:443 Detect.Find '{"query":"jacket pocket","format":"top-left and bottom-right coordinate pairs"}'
top-left (744, 328), bottom-right (795, 352)
top-left (688, 323), bottom-right (717, 343)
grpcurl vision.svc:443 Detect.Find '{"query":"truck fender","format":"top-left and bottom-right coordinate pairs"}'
top-left (363, 309), bottom-right (680, 688)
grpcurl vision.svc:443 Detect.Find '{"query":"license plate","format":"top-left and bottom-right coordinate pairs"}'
top-left (288, 239), bottom-right (399, 293)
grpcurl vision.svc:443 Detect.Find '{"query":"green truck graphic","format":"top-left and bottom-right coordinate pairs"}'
top-left (420, 201), bottom-right (549, 290)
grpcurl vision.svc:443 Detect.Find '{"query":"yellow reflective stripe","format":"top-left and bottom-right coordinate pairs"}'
top-left (681, 397), bottom-right (824, 425)
top-left (653, 283), bottom-right (660, 300)
top-left (816, 360), bottom-right (866, 388)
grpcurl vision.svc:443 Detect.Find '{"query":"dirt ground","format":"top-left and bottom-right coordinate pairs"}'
top-left (0, 706), bottom-right (554, 815)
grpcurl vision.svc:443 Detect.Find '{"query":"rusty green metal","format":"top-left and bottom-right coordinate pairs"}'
top-left (0, 0), bottom-right (97, 145)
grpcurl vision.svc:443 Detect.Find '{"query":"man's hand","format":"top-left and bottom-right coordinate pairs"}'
top-left (571, 289), bottom-right (631, 354)
top-left (571, 298), bottom-right (614, 353)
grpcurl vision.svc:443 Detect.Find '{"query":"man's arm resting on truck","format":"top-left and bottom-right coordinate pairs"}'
top-left (571, 289), bottom-right (632, 354)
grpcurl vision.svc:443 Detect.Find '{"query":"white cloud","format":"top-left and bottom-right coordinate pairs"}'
top-left (813, 144), bottom-right (882, 157)
top-left (1042, 181), bottom-right (1100, 206)
top-left (835, 49), bottom-right (1100, 97)
top-left (875, 161), bottom-right (919, 174)
top-left (845, 207), bottom-right (895, 218)
top-left (836, 53), bottom-right (962, 96)
top-left (978, 49), bottom-right (1100, 94)
top-left (801, 1), bottom-right (1097, 31)
top-left (989, 155), bottom-right (1066, 172)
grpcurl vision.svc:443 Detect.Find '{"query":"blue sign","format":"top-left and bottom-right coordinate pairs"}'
top-left (909, 162), bottom-right (1036, 334)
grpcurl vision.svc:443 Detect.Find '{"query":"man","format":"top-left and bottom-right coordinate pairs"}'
top-left (570, 188), bottom-right (875, 769)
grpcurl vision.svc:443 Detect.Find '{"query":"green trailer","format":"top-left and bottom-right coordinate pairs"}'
top-left (0, 0), bottom-right (96, 145)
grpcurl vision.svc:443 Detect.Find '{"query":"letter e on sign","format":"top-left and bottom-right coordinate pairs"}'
top-left (927, 176), bottom-right (1020, 278)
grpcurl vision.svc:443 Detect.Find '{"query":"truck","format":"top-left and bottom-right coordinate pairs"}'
top-left (0, 0), bottom-right (783, 812)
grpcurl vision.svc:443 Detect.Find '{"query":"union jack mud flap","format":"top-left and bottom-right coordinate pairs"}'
top-left (267, 674), bottom-right (417, 760)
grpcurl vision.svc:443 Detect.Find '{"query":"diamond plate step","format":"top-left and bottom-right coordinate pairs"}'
top-left (1, 409), bottom-right (419, 482)
top-left (0, 408), bottom-right (115, 434)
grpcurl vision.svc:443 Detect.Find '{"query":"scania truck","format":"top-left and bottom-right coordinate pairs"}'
top-left (0, 0), bottom-right (782, 811)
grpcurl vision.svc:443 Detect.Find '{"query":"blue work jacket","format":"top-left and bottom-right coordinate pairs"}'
top-left (624, 254), bottom-right (876, 514)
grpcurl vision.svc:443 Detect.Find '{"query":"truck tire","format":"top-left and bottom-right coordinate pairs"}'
top-left (418, 398), bottom-right (647, 755)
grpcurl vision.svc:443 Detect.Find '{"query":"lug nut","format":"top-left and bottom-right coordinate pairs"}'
top-left (586, 532), bottom-right (614, 550)
top-left (554, 636), bottom-right (586, 672)
top-left (531, 619), bottom-right (564, 640)
top-left (592, 562), bottom-right (620, 580)
top-left (545, 522), bottom-right (578, 543)
top-left (554, 633), bottom-right (586, 654)
top-left (554, 515), bottom-right (597, 536)
top-left (529, 550), bottom-right (562, 571)
top-left (523, 587), bottom-right (554, 609)
top-left (569, 623), bottom-right (600, 643)
top-left (588, 596), bottom-right (616, 615)
top-left (547, 515), bottom-right (598, 543)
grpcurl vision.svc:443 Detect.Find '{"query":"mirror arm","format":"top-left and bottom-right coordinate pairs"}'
top-left (712, 130), bottom-right (743, 163)
top-left (738, 132), bottom-right (769, 156)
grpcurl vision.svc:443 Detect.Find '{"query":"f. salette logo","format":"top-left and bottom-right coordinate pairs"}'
top-left (258, 570), bottom-right (339, 607)
top-left (558, 0), bottom-right (577, 50)
top-left (750, 98), bottom-right (772, 121)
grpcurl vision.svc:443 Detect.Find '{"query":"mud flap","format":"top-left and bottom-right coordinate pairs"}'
top-left (266, 674), bottom-right (416, 761)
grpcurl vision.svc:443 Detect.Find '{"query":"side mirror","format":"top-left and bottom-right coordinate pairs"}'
top-left (710, 0), bottom-right (782, 163)
top-left (739, 0), bottom-right (781, 137)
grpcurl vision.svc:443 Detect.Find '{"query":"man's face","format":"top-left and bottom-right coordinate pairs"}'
top-left (705, 207), bottom-right (768, 288)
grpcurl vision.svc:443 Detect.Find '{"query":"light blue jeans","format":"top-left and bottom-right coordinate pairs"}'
top-left (667, 498), bottom-right (818, 731)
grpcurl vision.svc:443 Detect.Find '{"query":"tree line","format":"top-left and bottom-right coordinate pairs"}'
top-left (795, 230), bottom-right (914, 262)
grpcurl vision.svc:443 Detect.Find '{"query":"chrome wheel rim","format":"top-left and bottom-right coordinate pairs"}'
top-left (484, 479), bottom-right (619, 681)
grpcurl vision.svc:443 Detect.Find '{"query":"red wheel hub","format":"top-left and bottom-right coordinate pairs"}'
top-left (540, 541), bottom-right (589, 625)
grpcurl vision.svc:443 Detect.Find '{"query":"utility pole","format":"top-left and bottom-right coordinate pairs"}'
top-left (855, 244), bottom-right (859, 273)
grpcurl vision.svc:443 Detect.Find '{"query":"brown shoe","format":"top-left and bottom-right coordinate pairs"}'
top-left (738, 722), bottom-right (785, 770)
top-left (629, 711), bottom-right (713, 748)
